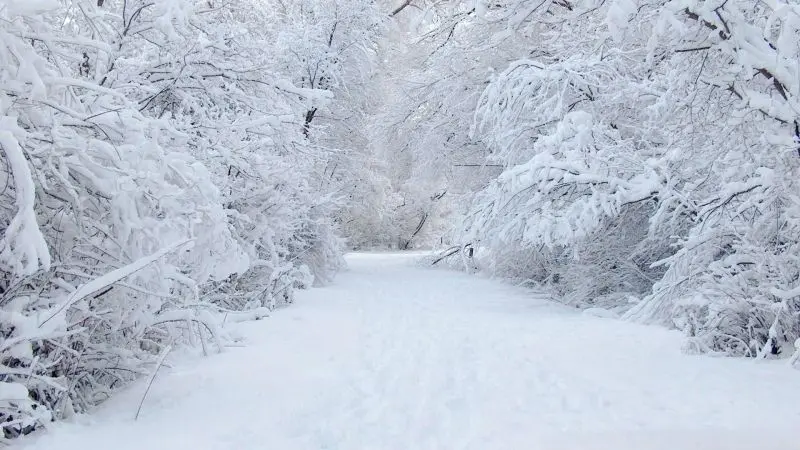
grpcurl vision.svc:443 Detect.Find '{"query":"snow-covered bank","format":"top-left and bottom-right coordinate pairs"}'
top-left (18, 253), bottom-right (800, 450)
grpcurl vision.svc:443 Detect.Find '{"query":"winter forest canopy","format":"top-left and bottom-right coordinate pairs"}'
top-left (2, 0), bottom-right (800, 440)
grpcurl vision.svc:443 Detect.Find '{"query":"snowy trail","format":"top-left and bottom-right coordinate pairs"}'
top-left (20, 253), bottom-right (800, 450)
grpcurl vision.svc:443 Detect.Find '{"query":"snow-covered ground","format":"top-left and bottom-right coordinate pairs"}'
top-left (18, 253), bottom-right (800, 450)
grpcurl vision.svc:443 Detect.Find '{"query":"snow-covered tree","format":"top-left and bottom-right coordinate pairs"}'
top-left (402, 0), bottom-right (800, 358)
top-left (359, 1), bottom-right (508, 249)
top-left (256, 0), bottom-right (405, 252)
top-left (0, 0), bottom-right (364, 438)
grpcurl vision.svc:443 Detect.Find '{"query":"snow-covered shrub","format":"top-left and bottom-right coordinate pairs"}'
top-left (111, 0), bottom-right (346, 304)
top-left (0, 0), bottom-right (246, 438)
top-left (624, 0), bottom-right (800, 358)
top-left (406, 0), bottom-right (800, 359)
top-left (0, 0), bottom-right (359, 439)
top-left (465, 106), bottom-right (672, 311)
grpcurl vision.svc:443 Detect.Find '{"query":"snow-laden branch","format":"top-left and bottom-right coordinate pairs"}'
top-left (0, 123), bottom-right (51, 276)
top-left (39, 239), bottom-right (193, 328)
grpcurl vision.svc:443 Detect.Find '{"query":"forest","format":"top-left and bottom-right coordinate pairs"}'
top-left (2, 0), bottom-right (799, 441)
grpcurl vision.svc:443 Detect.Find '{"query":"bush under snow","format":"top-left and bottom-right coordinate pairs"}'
top-left (0, 0), bottom-right (381, 440)
top-left (393, 0), bottom-right (800, 361)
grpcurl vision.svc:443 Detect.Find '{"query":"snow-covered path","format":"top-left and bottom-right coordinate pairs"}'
top-left (20, 253), bottom-right (800, 450)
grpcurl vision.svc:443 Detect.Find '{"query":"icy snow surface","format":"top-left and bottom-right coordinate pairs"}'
top-left (19, 253), bottom-right (800, 450)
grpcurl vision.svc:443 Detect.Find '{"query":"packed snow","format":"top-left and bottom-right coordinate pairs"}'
top-left (18, 253), bottom-right (800, 450)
